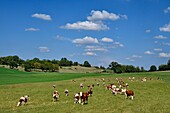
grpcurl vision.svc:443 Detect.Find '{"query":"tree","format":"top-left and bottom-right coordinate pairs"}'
top-left (149, 65), bottom-right (157, 71)
top-left (167, 60), bottom-right (170, 66)
top-left (109, 61), bottom-right (121, 73)
top-left (83, 61), bottom-right (91, 67)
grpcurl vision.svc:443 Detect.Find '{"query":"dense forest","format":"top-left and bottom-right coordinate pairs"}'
top-left (0, 55), bottom-right (170, 73)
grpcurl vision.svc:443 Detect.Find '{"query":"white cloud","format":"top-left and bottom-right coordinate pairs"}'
top-left (163, 42), bottom-right (170, 46)
top-left (125, 57), bottom-right (135, 62)
top-left (160, 23), bottom-right (170, 32)
top-left (85, 46), bottom-right (108, 52)
top-left (154, 35), bottom-right (167, 39)
top-left (164, 7), bottom-right (170, 13)
top-left (25, 28), bottom-right (40, 31)
top-left (144, 51), bottom-right (154, 55)
top-left (126, 54), bottom-right (142, 62)
top-left (114, 42), bottom-right (124, 47)
top-left (145, 29), bottom-right (151, 33)
top-left (101, 37), bottom-right (114, 42)
top-left (72, 36), bottom-right (99, 44)
top-left (39, 47), bottom-right (50, 52)
top-left (159, 52), bottom-right (170, 58)
top-left (55, 35), bottom-right (71, 41)
top-left (60, 21), bottom-right (109, 31)
top-left (87, 10), bottom-right (127, 21)
top-left (154, 48), bottom-right (162, 52)
top-left (83, 52), bottom-right (97, 56)
top-left (32, 13), bottom-right (52, 20)
top-left (132, 55), bottom-right (142, 58)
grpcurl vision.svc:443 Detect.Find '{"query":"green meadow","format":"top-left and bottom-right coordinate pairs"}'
top-left (0, 67), bottom-right (170, 113)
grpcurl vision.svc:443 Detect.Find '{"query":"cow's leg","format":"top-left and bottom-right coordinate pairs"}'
top-left (131, 96), bottom-right (133, 100)
top-left (125, 94), bottom-right (128, 99)
top-left (17, 102), bottom-right (21, 106)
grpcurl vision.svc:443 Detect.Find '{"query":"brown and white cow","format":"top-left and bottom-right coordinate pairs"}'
top-left (53, 90), bottom-right (59, 101)
top-left (74, 93), bottom-right (80, 104)
top-left (125, 90), bottom-right (134, 100)
top-left (79, 92), bottom-right (89, 105)
top-left (80, 83), bottom-right (84, 88)
top-left (65, 89), bottom-right (69, 96)
top-left (17, 95), bottom-right (29, 106)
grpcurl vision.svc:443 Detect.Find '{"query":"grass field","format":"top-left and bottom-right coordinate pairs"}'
top-left (0, 67), bottom-right (170, 113)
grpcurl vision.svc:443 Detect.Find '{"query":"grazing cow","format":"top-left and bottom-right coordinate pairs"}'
top-left (88, 89), bottom-right (93, 96)
top-left (141, 77), bottom-right (147, 82)
top-left (65, 89), bottom-right (69, 96)
top-left (106, 85), bottom-right (112, 90)
top-left (125, 90), bottom-right (134, 100)
top-left (80, 83), bottom-right (84, 88)
top-left (53, 91), bottom-right (59, 102)
top-left (80, 92), bottom-right (89, 105)
top-left (17, 95), bottom-right (29, 106)
top-left (74, 93), bottom-right (80, 104)
top-left (97, 83), bottom-right (100, 86)
top-left (72, 80), bottom-right (76, 83)
top-left (53, 85), bottom-right (56, 88)
top-left (111, 89), bottom-right (117, 95)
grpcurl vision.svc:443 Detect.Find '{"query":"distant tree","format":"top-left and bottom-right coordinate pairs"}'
top-left (83, 61), bottom-right (91, 67)
top-left (100, 66), bottom-right (105, 69)
top-left (109, 61), bottom-right (121, 73)
top-left (158, 64), bottom-right (169, 71)
top-left (73, 62), bottom-right (78, 66)
top-left (149, 65), bottom-right (157, 71)
top-left (167, 60), bottom-right (170, 66)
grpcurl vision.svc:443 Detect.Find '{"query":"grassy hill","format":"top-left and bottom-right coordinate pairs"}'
top-left (0, 67), bottom-right (170, 113)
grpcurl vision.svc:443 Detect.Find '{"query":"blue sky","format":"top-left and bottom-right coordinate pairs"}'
top-left (0, 0), bottom-right (170, 69)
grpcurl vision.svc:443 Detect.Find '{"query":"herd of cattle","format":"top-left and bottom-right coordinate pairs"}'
top-left (17, 76), bottom-right (160, 106)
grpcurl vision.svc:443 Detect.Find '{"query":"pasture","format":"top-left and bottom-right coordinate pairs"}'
top-left (0, 67), bottom-right (170, 113)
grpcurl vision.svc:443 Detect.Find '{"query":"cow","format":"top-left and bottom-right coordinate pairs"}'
top-left (74, 93), bottom-right (80, 104)
top-left (80, 83), bottom-right (84, 88)
top-left (125, 90), bottom-right (134, 100)
top-left (79, 92), bottom-right (89, 105)
top-left (53, 85), bottom-right (56, 88)
top-left (106, 85), bottom-right (112, 90)
top-left (88, 89), bottom-right (93, 96)
top-left (17, 95), bottom-right (29, 106)
top-left (53, 91), bottom-right (59, 102)
top-left (65, 89), bottom-right (69, 96)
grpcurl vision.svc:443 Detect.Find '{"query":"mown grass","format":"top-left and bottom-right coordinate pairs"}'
top-left (0, 67), bottom-right (170, 113)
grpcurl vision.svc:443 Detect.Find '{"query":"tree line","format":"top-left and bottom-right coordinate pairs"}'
top-left (0, 56), bottom-right (91, 72)
top-left (0, 55), bottom-right (170, 73)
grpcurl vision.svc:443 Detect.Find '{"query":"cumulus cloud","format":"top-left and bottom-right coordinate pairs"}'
top-left (154, 35), bottom-right (167, 39)
top-left (83, 52), bottom-right (97, 56)
top-left (164, 7), bottom-right (170, 13)
top-left (160, 23), bottom-right (170, 32)
top-left (101, 37), bottom-right (114, 42)
top-left (39, 47), bottom-right (50, 52)
top-left (87, 10), bottom-right (127, 21)
top-left (32, 13), bottom-right (52, 20)
top-left (72, 36), bottom-right (99, 44)
top-left (25, 28), bottom-right (40, 31)
top-left (159, 52), bottom-right (170, 58)
top-left (154, 48), bottom-right (162, 52)
top-left (60, 21), bottom-right (109, 31)
top-left (85, 46), bottom-right (108, 52)
top-left (144, 51), bottom-right (154, 55)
